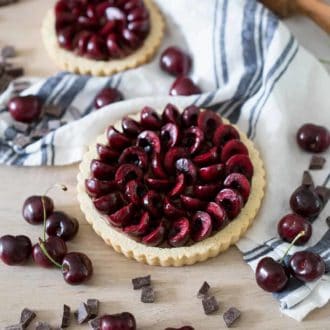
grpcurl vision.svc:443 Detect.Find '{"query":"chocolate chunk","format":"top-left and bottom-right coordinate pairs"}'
top-left (30, 128), bottom-right (49, 139)
top-left (48, 120), bottom-right (61, 130)
top-left (141, 286), bottom-right (155, 303)
top-left (327, 216), bottom-right (330, 228)
top-left (0, 73), bottom-right (11, 93)
top-left (132, 275), bottom-right (151, 290)
top-left (13, 121), bottom-right (29, 133)
top-left (309, 155), bottom-right (326, 170)
top-left (4, 126), bottom-right (17, 140)
top-left (302, 171), bottom-right (314, 188)
top-left (197, 281), bottom-right (210, 298)
top-left (20, 308), bottom-right (36, 328)
top-left (88, 317), bottom-right (101, 330)
top-left (5, 67), bottom-right (24, 79)
top-left (86, 299), bottom-right (99, 318)
top-left (35, 321), bottom-right (52, 330)
top-left (223, 307), bottom-right (241, 328)
top-left (44, 104), bottom-right (63, 118)
top-left (315, 186), bottom-right (330, 204)
top-left (0, 0), bottom-right (18, 7)
top-left (1, 46), bottom-right (16, 58)
top-left (12, 80), bottom-right (31, 94)
top-left (61, 304), bottom-right (70, 328)
top-left (13, 134), bottom-right (30, 148)
top-left (76, 302), bottom-right (90, 324)
top-left (202, 296), bottom-right (219, 315)
top-left (4, 324), bottom-right (24, 330)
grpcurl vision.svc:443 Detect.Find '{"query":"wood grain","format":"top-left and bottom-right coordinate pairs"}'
top-left (0, 0), bottom-right (330, 329)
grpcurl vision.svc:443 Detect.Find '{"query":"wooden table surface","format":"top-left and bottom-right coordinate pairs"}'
top-left (0, 1), bottom-right (329, 329)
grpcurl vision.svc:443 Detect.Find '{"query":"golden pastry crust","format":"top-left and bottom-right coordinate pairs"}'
top-left (41, 0), bottom-right (165, 76)
top-left (77, 109), bottom-right (266, 267)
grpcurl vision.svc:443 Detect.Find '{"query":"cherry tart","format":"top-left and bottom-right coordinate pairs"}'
top-left (77, 105), bottom-right (265, 266)
top-left (42, 0), bottom-right (165, 75)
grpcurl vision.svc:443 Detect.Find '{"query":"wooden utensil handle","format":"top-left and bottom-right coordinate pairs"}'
top-left (296, 0), bottom-right (330, 34)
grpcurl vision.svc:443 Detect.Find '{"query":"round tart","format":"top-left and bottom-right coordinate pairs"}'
top-left (41, 0), bottom-right (165, 76)
top-left (77, 105), bottom-right (266, 266)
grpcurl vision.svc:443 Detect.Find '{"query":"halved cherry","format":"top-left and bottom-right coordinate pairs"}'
top-left (57, 26), bottom-right (75, 50)
top-left (100, 21), bottom-right (116, 36)
top-left (221, 139), bottom-right (248, 163)
top-left (122, 29), bottom-right (141, 49)
top-left (107, 203), bottom-right (135, 227)
top-left (163, 197), bottom-right (186, 219)
top-left (107, 126), bottom-right (131, 150)
top-left (74, 31), bottom-right (92, 56)
top-left (198, 163), bottom-right (225, 182)
top-left (145, 177), bottom-right (172, 191)
top-left (226, 154), bottom-right (254, 180)
top-left (93, 192), bottom-right (122, 214)
top-left (125, 180), bottom-right (147, 205)
top-left (215, 188), bottom-right (243, 219)
top-left (121, 116), bottom-right (142, 136)
top-left (169, 174), bottom-right (185, 197)
top-left (160, 123), bottom-right (179, 149)
top-left (128, 19), bottom-right (150, 34)
top-left (124, 211), bottom-right (150, 236)
top-left (193, 184), bottom-right (220, 200)
top-left (168, 218), bottom-right (190, 247)
top-left (140, 106), bottom-right (162, 130)
top-left (85, 178), bottom-right (117, 198)
top-left (193, 147), bottom-right (219, 166)
top-left (180, 195), bottom-right (206, 210)
top-left (164, 147), bottom-right (188, 173)
top-left (175, 158), bottom-right (197, 184)
top-left (137, 130), bottom-right (161, 154)
top-left (96, 144), bottom-right (120, 163)
top-left (142, 221), bottom-right (166, 246)
top-left (191, 211), bottom-right (212, 242)
top-left (90, 160), bottom-right (116, 180)
top-left (106, 33), bottom-right (124, 58)
top-left (151, 153), bottom-right (167, 178)
top-left (206, 202), bottom-right (228, 230)
top-left (86, 34), bottom-right (108, 61)
top-left (197, 110), bottom-right (222, 139)
top-left (124, 0), bottom-right (143, 11)
top-left (181, 105), bottom-right (200, 127)
top-left (118, 146), bottom-right (148, 170)
top-left (224, 173), bottom-right (251, 202)
top-left (182, 127), bottom-right (204, 154)
top-left (162, 103), bottom-right (180, 124)
top-left (115, 164), bottom-right (143, 187)
top-left (213, 124), bottom-right (240, 147)
top-left (142, 191), bottom-right (163, 217)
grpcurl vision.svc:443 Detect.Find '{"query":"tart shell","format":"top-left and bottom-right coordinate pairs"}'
top-left (41, 0), bottom-right (165, 76)
top-left (77, 110), bottom-right (266, 267)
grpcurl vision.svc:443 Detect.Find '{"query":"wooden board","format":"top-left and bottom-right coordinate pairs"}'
top-left (0, 0), bottom-right (329, 328)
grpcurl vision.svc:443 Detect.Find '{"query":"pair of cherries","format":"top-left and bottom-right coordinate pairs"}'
top-left (0, 185), bottom-right (93, 285)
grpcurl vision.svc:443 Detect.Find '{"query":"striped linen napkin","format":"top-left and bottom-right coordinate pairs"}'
top-left (0, 0), bottom-right (329, 321)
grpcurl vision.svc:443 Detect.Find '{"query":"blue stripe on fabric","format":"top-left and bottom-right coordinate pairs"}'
top-left (250, 41), bottom-right (299, 139)
top-left (212, 0), bottom-right (220, 88)
top-left (50, 131), bottom-right (56, 165)
top-left (40, 136), bottom-right (48, 165)
top-left (220, 0), bottom-right (229, 85)
top-left (243, 246), bottom-right (273, 263)
top-left (37, 72), bottom-right (68, 103)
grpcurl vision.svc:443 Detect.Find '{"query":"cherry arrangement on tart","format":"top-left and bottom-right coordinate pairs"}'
top-left (77, 104), bottom-right (266, 266)
top-left (41, 0), bottom-right (165, 75)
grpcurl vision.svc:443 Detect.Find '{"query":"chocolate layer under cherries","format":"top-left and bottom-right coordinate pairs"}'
top-left (84, 105), bottom-right (254, 248)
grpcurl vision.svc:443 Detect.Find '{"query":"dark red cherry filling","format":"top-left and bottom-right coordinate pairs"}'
top-left (55, 0), bottom-right (151, 61)
top-left (86, 105), bottom-right (254, 247)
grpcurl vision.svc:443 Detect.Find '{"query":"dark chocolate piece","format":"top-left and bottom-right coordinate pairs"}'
top-left (48, 120), bottom-right (61, 130)
top-left (302, 171), bottom-right (314, 188)
top-left (61, 304), bottom-right (70, 328)
top-left (223, 307), bottom-right (241, 328)
top-left (1, 46), bottom-right (16, 58)
top-left (4, 324), bottom-right (24, 330)
top-left (30, 128), bottom-right (49, 140)
top-left (13, 134), bottom-right (30, 148)
top-left (88, 317), bottom-right (101, 330)
top-left (44, 104), bottom-right (63, 118)
top-left (13, 121), bottom-right (29, 133)
top-left (202, 296), bottom-right (219, 315)
top-left (197, 281), bottom-right (210, 298)
top-left (0, 74), bottom-right (11, 93)
top-left (86, 299), bottom-right (99, 319)
top-left (0, 0), bottom-right (18, 6)
top-left (327, 216), bottom-right (330, 228)
top-left (20, 308), bottom-right (36, 328)
top-left (5, 67), bottom-right (24, 79)
top-left (315, 186), bottom-right (330, 204)
top-left (4, 126), bottom-right (17, 140)
top-left (132, 275), bottom-right (151, 290)
top-left (141, 286), bottom-right (155, 303)
top-left (76, 302), bottom-right (90, 324)
top-left (35, 321), bottom-right (52, 330)
top-left (309, 155), bottom-right (326, 170)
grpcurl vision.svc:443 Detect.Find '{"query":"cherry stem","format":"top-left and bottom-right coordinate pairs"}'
top-left (38, 239), bottom-right (62, 269)
top-left (279, 231), bottom-right (306, 264)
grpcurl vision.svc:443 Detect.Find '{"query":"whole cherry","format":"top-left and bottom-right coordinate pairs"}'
top-left (169, 76), bottom-right (202, 96)
top-left (22, 195), bottom-right (54, 225)
top-left (94, 87), bottom-right (124, 109)
top-left (296, 123), bottom-right (329, 153)
top-left (8, 95), bottom-right (42, 123)
top-left (160, 46), bottom-right (192, 76)
top-left (0, 235), bottom-right (32, 265)
top-left (100, 312), bottom-right (136, 330)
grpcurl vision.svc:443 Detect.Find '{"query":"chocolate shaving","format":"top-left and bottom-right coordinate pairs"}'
top-left (86, 299), bottom-right (99, 319)
top-left (326, 216), bottom-right (330, 228)
top-left (35, 321), bottom-right (52, 330)
top-left (302, 171), bottom-right (314, 188)
top-left (13, 121), bottom-right (29, 133)
top-left (61, 304), bottom-right (71, 328)
top-left (315, 186), bottom-right (330, 204)
top-left (0, 0), bottom-right (18, 7)
top-left (223, 307), bottom-right (241, 328)
top-left (1, 46), bottom-right (16, 58)
top-left (20, 308), bottom-right (36, 328)
top-left (132, 275), bottom-right (151, 290)
top-left (141, 286), bottom-right (155, 303)
top-left (76, 302), bottom-right (90, 324)
top-left (309, 155), bottom-right (326, 170)
top-left (0, 74), bottom-right (12, 93)
top-left (5, 67), bottom-right (24, 78)
top-left (202, 296), bottom-right (219, 315)
top-left (197, 281), bottom-right (210, 298)
top-left (88, 317), bottom-right (101, 330)
top-left (4, 324), bottom-right (24, 330)
top-left (44, 104), bottom-right (63, 118)
top-left (30, 128), bottom-right (49, 140)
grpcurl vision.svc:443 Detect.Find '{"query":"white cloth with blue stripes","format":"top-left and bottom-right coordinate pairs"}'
top-left (0, 0), bottom-right (329, 321)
